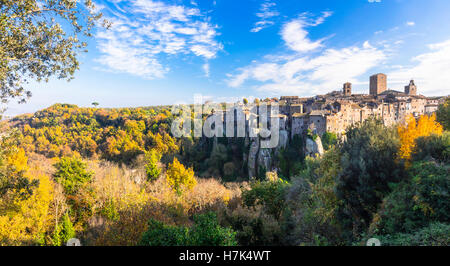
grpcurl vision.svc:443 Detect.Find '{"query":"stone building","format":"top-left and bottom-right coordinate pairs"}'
top-left (208, 73), bottom-right (445, 143)
top-left (205, 73), bottom-right (446, 178)
top-left (405, 80), bottom-right (417, 95)
top-left (370, 73), bottom-right (387, 95)
top-left (343, 82), bottom-right (352, 96)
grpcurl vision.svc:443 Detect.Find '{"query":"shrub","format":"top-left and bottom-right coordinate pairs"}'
top-left (436, 97), bottom-right (449, 130)
top-left (242, 177), bottom-right (289, 220)
top-left (188, 212), bottom-right (237, 246)
top-left (336, 118), bottom-right (405, 239)
top-left (139, 219), bottom-right (189, 246)
top-left (412, 132), bottom-right (449, 163)
top-left (321, 132), bottom-right (337, 150)
top-left (166, 157), bottom-right (196, 195)
top-left (144, 149), bottom-right (162, 181)
top-left (376, 223), bottom-right (450, 246)
top-left (277, 134), bottom-right (304, 179)
top-left (52, 213), bottom-right (76, 246)
top-left (371, 161), bottom-right (449, 235)
top-left (140, 212), bottom-right (237, 246)
top-left (53, 157), bottom-right (93, 195)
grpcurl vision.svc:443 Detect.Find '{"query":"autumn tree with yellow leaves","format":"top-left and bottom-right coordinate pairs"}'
top-left (397, 114), bottom-right (443, 163)
top-left (166, 158), bottom-right (196, 195)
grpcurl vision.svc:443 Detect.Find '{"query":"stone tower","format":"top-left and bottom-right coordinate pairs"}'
top-left (404, 80), bottom-right (417, 95)
top-left (370, 73), bottom-right (387, 95)
top-left (343, 82), bottom-right (352, 96)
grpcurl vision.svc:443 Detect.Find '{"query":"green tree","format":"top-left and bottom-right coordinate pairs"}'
top-left (375, 222), bottom-right (450, 246)
top-left (277, 134), bottom-right (304, 179)
top-left (0, 0), bottom-right (107, 103)
top-left (372, 161), bottom-right (449, 235)
top-left (139, 219), bottom-right (189, 246)
top-left (188, 212), bottom-right (237, 246)
top-left (436, 97), bottom-right (450, 130)
top-left (140, 212), bottom-right (237, 246)
top-left (242, 178), bottom-right (289, 219)
top-left (52, 213), bottom-right (76, 246)
top-left (411, 132), bottom-right (450, 163)
top-left (321, 132), bottom-right (337, 150)
top-left (144, 149), bottom-right (162, 181)
top-left (336, 118), bottom-right (405, 239)
top-left (53, 156), bottom-right (93, 195)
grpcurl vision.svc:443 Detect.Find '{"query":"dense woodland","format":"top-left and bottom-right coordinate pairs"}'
top-left (0, 98), bottom-right (448, 246)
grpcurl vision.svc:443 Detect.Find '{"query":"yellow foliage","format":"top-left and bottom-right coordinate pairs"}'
top-left (6, 148), bottom-right (28, 173)
top-left (397, 114), bottom-right (443, 162)
top-left (0, 174), bottom-right (54, 246)
top-left (166, 158), bottom-right (196, 194)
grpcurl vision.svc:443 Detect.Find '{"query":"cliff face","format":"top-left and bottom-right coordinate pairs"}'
top-left (245, 132), bottom-right (323, 179)
top-left (305, 137), bottom-right (324, 158)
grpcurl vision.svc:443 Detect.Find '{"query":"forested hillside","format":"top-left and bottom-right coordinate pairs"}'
top-left (0, 98), bottom-right (449, 246)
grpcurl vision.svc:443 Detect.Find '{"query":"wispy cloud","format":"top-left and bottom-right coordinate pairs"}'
top-left (281, 12), bottom-right (332, 53)
top-left (228, 12), bottom-right (387, 96)
top-left (406, 21), bottom-right (415, 26)
top-left (202, 62), bottom-right (210, 77)
top-left (95, 0), bottom-right (222, 79)
top-left (227, 42), bottom-right (386, 95)
top-left (389, 39), bottom-right (450, 95)
top-left (250, 1), bottom-right (279, 33)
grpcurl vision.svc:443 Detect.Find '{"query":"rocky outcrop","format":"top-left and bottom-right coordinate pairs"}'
top-left (305, 136), bottom-right (324, 158)
top-left (257, 148), bottom-right (272, 173)
top-left (247, 137), bottom-right (259, 178)
top-left (278, 130), bottom-right (289, 150)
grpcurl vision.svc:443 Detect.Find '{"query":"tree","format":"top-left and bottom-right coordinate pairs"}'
top-left (140, 212), bottom-right (237, 246)
top-left (372, 161), bottom-right (449, 236)
top-left (0, 131), bottom-right (38, 201)
top-left (242, 177), bottom-right (289, 220)
top-left (0, 173), bottom-right (54, 245)
top-left (91, 102), bottom-right (99, 108)
top-left (336, 118), bottom-right (405, 239)
top-left (376, 223), bottom-right (450, 246)
top-left (277, 134), bottom-right (304, 179)
top-left (52, 213), bottom-right (75, 246)
top-left (321, 132), bottom-right (337, 150)
top-left (144, 149), bottom-right (162, 181)
top-left (243, 98), bottom-right (248, 105)
top-left (436, 97), bottom-right (450, 130)
top-left (397, 114), bottom-right (443, 163)
top-left (412, 132), bottom-right (450, 163)
top-left (53, 156), bottom-right (93, 195)
top-left (166, 157), bottom-right (196, 194)
top-left (188, 212), bottom-right (237, 246)
top-left (0, 0), bottom-right (107, 103)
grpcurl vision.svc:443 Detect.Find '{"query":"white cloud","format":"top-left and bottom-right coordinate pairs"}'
top-left (228, 12), bottom-right (386, 96)
top-left (368, 0), bottom-right (381, 3)
top-left (389, 39), bottom-right (450, 95)
top-left (251, 1), bottom-right (279, 33)
top-left (406, 21), bottom-right (415, 26)
top-left (227, 41), bottom-right (386, 95)
top-left (95, 0), bottom-right (222, 79)
top-left (203, 63), bottom-right (210, 77)
top-left (281, 12), bottom-right (332, 53)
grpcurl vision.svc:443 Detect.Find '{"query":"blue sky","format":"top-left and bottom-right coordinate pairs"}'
top-left (6, 0), bottom-right (450, 116)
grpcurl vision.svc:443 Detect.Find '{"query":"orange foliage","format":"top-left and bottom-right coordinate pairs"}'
top-left (397, 114), bottom-right (443, 162)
